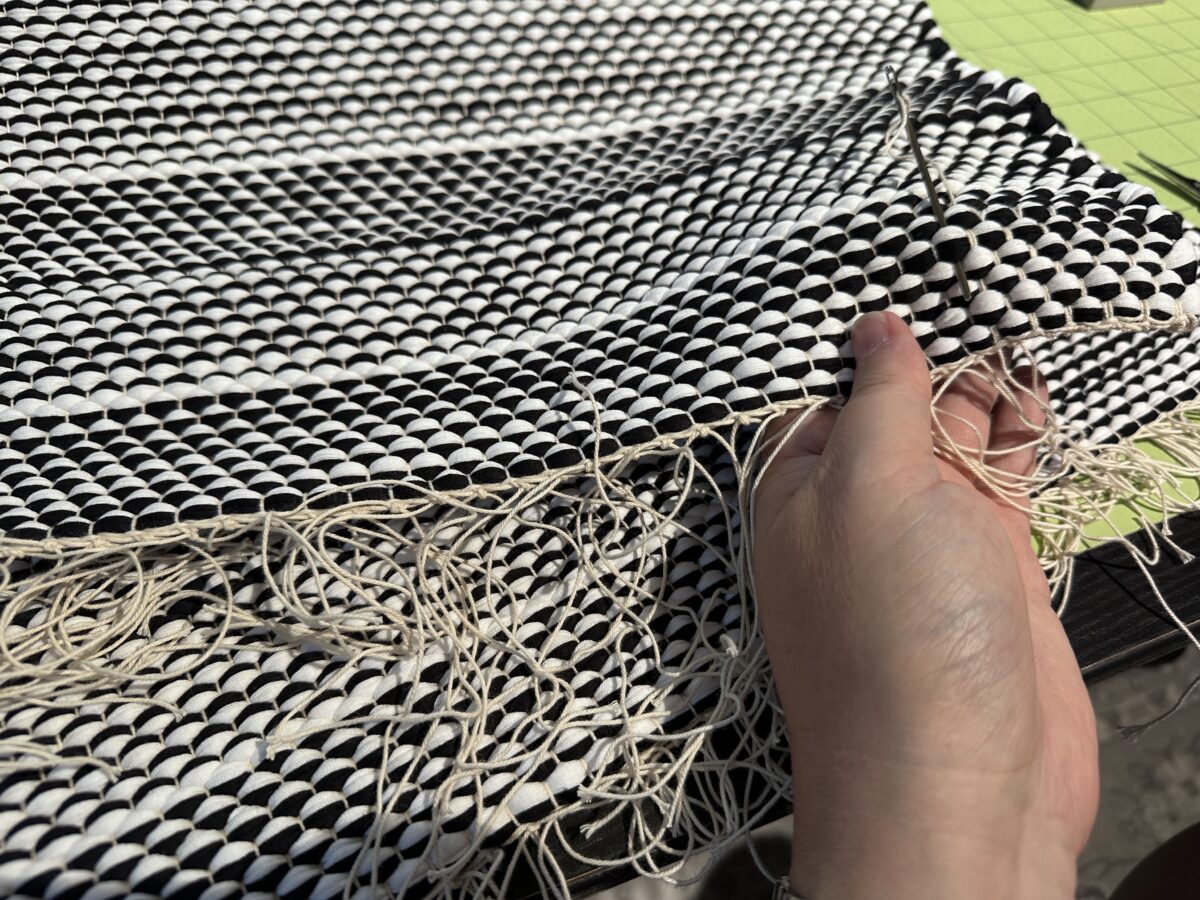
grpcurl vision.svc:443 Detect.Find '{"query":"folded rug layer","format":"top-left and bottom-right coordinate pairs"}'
top-left (0, 1), bottom-right (1198, 898)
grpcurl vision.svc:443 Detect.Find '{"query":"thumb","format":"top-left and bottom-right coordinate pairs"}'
top-left (824, 312), bottom-right (936, 478)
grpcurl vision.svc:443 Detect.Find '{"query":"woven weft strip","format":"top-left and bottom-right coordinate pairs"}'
top-left (1, 1), bottom-right (1198, 898)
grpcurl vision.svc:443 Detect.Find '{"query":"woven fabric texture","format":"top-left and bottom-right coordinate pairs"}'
top-left (0, 0), bottom-right (1196, 542)
top-left (0, 2), bottom-right (1198, 899)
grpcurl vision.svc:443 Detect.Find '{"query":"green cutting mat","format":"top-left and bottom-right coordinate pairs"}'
top-left (931, 0), bottom-right (1200, 220)
top-left (928, 0), bottom-right (1200, 541)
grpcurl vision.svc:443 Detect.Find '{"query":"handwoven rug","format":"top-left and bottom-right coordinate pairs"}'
top-left (1, 1), bottom-right (1199, 898)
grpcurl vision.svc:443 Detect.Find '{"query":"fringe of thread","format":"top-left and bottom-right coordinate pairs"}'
top-left (928, 349), bottom-right (1200, 619)
top-left (2, 345), bottom-right (1200, 896)
top-left (0, 407), bottom-right (814, 898)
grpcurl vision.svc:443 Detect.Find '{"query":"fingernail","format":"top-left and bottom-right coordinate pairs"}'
top-left (852, 311), bottom-right (894, 359)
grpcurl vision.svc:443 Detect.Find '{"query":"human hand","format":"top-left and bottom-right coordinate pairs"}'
top-left (753, 312), bottom-right (1099, 900)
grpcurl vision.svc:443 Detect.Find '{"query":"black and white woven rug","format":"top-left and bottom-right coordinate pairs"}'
top-left (1, 1), bottom-right (1198, 897)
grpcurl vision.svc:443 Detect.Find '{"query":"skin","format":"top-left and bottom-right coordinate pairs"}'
top-left (754, 311), bottom-right (1100, 899)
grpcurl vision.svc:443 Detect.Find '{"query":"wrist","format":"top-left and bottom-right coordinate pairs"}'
top-left (788, 818), bottom-right (1076, 900)
top-left (788, 760), bottom-right (1078, 900)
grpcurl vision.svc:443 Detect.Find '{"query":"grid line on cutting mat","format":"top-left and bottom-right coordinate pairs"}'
top-left (931, 0), bottom-right (1200, 218)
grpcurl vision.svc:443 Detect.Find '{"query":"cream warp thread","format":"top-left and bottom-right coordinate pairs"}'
top-left (882, 71), bottom-right (964, 216)
top-left (0, 323), bottom-right (1200, 897)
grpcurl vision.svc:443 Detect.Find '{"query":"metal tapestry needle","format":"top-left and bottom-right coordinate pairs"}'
top-left (886, 66), bottom-right (974, 303)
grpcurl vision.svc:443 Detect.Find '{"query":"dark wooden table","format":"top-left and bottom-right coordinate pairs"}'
top-left (511, 512), bottom-right (1200, 898)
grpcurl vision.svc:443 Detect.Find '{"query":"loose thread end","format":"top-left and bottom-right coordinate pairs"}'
top-left (3, 342), bottom-right (1200, 896)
